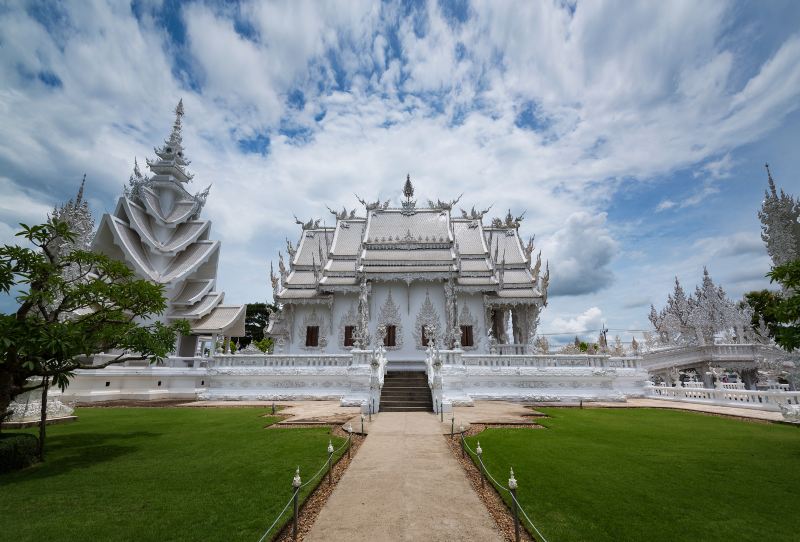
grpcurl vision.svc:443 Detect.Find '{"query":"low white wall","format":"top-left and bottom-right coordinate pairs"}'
top-left (61, 351), bottom-right (651, 409)
top-left (645, 384), bottom-right (800, 412)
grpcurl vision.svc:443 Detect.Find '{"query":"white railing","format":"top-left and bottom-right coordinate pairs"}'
top-left (463, 354), bottom-right (641, 369)
top-left (491, 344), bottom-right (531, 355)
top-left (646, 384), bottom-right (800, 411)
top-left (718, 382), bottom-right (745, 390)
top-left (425, 346), bottom-right (443, 412)
top-left (210, 354), bottom-right (352, 368)
top-left (369, 346), bottom-right (388, 413)
top-left (643, 343), bottom-right (783, 371)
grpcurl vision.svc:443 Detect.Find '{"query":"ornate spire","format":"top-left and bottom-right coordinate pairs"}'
top-left (401, 174), bottom-right (417, 215)
top-left (766, 163), bottom-right (776, 197)
top-left (403, 174), bottom-right (414, 202)
top-left (759, 163), bottom-right (800, 267)
top-left (76, 174), bottom-right (86, 205)
top-left (149, 99), bottom-right (193, 182)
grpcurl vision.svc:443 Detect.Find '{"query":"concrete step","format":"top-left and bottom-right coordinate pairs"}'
top-left (380, 406), bottom-right (432, 412)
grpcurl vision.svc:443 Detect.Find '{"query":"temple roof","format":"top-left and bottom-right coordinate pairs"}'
top-left (190, 305), bottom-right (246, 336)
top-left (274, 177), bottom-right (548, 305)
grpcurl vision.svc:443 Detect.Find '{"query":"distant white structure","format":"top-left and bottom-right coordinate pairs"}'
top-left (92, 100), bottom-right (245, 355)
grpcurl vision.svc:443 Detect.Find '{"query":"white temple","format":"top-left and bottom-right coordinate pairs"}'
top-left (266, 177), bottom-right (550, 364)
top-left (92, 101), bottom-right (245, 356)
top-left (57, 101), bottom-right (647, 409)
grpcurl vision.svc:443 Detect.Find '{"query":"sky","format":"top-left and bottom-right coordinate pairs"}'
top-left (1, 0), bottom-right (800, 345)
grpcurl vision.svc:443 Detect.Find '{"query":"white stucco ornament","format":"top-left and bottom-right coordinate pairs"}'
top-left (292, 467), bottom-right (302, 488)
top-left (508, 467), bottom-right (517, 490)
top-left (327, 440), bottom-right (334, 454)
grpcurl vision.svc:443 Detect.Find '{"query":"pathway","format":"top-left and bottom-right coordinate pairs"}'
top-left (304, 411), bottom-right (503, 542)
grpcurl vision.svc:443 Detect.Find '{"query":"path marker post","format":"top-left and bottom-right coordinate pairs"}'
top-left (361, 414), bottom-right (365, 434)
top-left (451, 415), bottom-right (454, 437)
top-left (292, 467), bottom-right (301, 541)
top-left (327, 440), bottom-right (334, 485)
top-left (476, 441), bottom-right (484, 489)
top-left (509, 467), bottom-right (520, 542)
top-left (346, 423), bottom-right (353, 459)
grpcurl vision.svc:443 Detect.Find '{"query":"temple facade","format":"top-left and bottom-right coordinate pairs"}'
top-left (93, 101), bottom-right (245, 356)
top-left (267, 177), bottom-right (549, 364)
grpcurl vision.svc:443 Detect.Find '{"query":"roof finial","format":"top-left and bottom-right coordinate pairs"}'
top-left (403, 174), bottom-right (414, 203)
top-left (76, 173), bottom-right (86, 205)
top-left (765, 162), bottom-right (777, 197)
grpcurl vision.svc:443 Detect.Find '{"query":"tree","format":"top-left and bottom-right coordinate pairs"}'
top-left (0, 219), bottom-right (187, 455)
top-left (743, 289), bottom-right (783, 338)
top-left (240, 302), bottom-right (277, 347)
top-left (762, 260), bottom-right (800, 351)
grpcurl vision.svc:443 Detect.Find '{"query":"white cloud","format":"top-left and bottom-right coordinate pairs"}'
top-left (0, 1), bottom-right (797, 324)
top-left (543, 212), bottom-right (619, 296)
top-left (547, 306), bottom-right (605, 335)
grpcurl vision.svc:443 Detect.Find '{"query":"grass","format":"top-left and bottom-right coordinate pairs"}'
top-left (0, 407), bottom-right (346, 542)
top-left (465, 408), bottom-right (800, 542)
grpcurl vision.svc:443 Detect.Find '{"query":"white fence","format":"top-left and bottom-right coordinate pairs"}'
top-left (646, 384), bottom-right (800, 411)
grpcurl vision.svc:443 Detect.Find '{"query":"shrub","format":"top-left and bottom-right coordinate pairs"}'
top-left (0, 433), bottom-right (39, 473)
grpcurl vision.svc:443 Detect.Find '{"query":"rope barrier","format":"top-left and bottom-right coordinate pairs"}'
top-left (256, 489), bottom-right (298, 542)
top-left (256, 432), bottom-right (352, 540)
top-left (461, 434), bottom-right (551, 542)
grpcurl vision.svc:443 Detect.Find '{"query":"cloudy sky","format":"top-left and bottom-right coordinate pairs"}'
top-left (2, 0), bottom-right (800, 344)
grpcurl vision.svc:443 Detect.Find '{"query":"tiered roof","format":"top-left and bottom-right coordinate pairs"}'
top-left (94, 100), bottom-right (245, 336)
top-left (272, 179), bottom-right (549, 306)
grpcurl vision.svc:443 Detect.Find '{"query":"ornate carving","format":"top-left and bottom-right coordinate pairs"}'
top-left (445, 277), bottom-right (457, 346)
top-left (356, 276), bottom-right (371, 347)
top-left (413, 290), bottom-right (443, 349)
top-left (298, 308), bottom-right (328, 351)
top-left (338, 302), bottom-right (358, 350)
top-left (294, 215), bottom-right (322, 230)
top-left (457, 303), bottom-right (480, 351)
top-left (377, 289), bottom-right (403, 350)
top-left (490, 209), bottom-right (525, 229)
top-left (460, 205), bottom-right (492, 220)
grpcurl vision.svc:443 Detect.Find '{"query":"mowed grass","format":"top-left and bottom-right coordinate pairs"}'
top-left (0, 407), bottom-right (345, 542)
top-left (466, 408), bottom-right (800, 542)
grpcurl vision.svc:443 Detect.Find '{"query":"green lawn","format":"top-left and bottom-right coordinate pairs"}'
top-left (0, 407), bottom-right (345, 542)
top-left (466, 408), bottom-right (800, 542)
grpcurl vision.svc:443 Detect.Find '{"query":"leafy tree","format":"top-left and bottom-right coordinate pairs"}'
top-left (241, 302), bottom-right (277, 347)
top-left (762, 260), bottom-right (800, 351)
top-left (0, 219), bottom-right (187, 456)
top-left (743, 289), bottom-right (783, 335)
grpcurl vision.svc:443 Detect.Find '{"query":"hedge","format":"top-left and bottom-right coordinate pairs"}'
top-left (0, 433), bottom-right (39, 473)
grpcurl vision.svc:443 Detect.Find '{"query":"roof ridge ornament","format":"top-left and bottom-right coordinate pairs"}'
top-left (294, 215), bottom-right (322, 230)
top-left (401, 174), bottom-right (417, 215)
top-left (490, 209), bottom-right (525, 229)
top-left (355, 193), bottom-right (390, 211)
top-left (460, 205), bottom-right (492, 220)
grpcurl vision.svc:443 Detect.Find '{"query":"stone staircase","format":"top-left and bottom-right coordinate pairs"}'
top-left (380, 371), bottom-right (433, 412)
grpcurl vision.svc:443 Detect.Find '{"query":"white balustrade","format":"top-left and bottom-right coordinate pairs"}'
top-left (462, 354), bottom-right (641, 370)
top-left (646, 384), bottom-right (800, 411)
top-left (210, 353), bottom-right (352, 368)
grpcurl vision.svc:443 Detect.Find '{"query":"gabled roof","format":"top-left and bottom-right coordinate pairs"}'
top-left (364, 208), bottom-right (452, 244)
top-left (190, 305), bottom-right (246, 336)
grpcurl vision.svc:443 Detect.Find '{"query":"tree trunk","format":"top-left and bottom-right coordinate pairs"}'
top-left (38, 376), bottom-right (49, 460)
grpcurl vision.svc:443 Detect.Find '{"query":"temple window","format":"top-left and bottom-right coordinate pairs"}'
top-left (461, 325), bottom-right (474, 347)
top-left (305, 326), bottom-right (319, 347)
top-left (384, 325), bottom-right (397, 347)
top-left (344, 326), bottom-right (355, 347)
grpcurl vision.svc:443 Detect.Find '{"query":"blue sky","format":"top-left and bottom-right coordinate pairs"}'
top-left (1, 0), bottom-right (799, 344)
